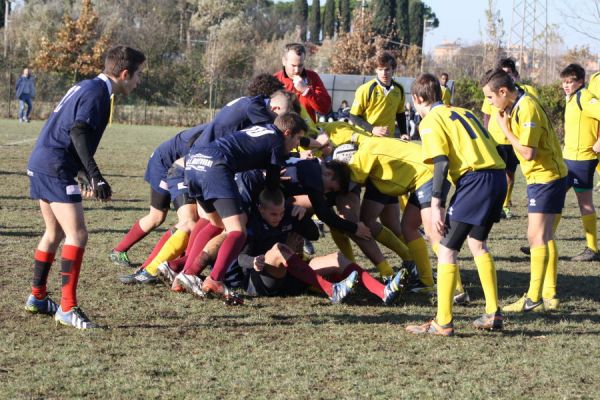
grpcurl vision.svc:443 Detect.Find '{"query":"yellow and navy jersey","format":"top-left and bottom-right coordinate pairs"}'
top-left (295, 104), bottom-right (324, 155)
top-left (588, 72), bottom-right (600, 98)
top-left (509, 93), bottom-right (567, 183)
top-left (481, 83), bottom-right (538, 146)
top-left (441, 86), bottom-right (451, 106)
top-left (348, 136), bottom-right (432, 196)
top-left (316, 120), bottom-right (371, 147)
top-left (420, 104), bottom-right (505, 185)
top-left (563, 88), bottom-right (600, 161)
top-left (350, 78), bottom-right (405, 136)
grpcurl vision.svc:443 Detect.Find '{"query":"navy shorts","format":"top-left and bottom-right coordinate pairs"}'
top-left (496, 144), bottom-right (519, 173)
top-left (185, 150), bottom-right (239, 202)
top-left (28, 170), bottom-right (82, 203)
top-left (446, 169), bottom-right (507, 226)
top-left (408, 178), bottom-right (451, 209)
top-left (527, 177), bottom-right (567, 214)
top-left (144, 152), bottom-right (170, 196)
top-left (245, 269), bottom-right (307, 297)
top-left (364, 180), bottom-right (398, 205)
top-left (565, 159), bottom-right (597, 191)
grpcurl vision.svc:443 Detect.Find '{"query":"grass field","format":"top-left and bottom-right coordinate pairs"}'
top-left (1, 119), bottom-right (600, 399)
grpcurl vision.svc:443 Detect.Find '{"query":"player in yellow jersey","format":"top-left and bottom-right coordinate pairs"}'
top-left (349, 51), bottom-right (407, 138)
top-left (440, 72), bottom-right (451, 106)
top-left (481, 58), bottom-right (539, 220)
top-left (587, 71), bottom-right (600, 190)
top-left (405, 74), bottom-right (507, 336)
top-left (482, 68), bottom-right (568, 313)
top-left (560, 64), bottom-right (600, 261)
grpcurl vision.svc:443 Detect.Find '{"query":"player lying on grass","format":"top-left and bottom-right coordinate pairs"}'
top-left (25, 45), bottom-right (145, 329)
top-left (482, 68), bottom-right (567, 313)
top-left (405, 73), bottom-right (507, 336)
top-left (109, 75), bottom-right (291, 268)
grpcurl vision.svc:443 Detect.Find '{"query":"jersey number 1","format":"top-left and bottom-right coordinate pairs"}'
top-left (449, 111), bottom-right (489, 139)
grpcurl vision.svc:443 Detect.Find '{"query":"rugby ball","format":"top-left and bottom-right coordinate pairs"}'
top-left (332, 143), bottom-right (357, 163)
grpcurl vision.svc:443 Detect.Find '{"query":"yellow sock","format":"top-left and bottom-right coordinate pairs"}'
top-left (553, 213), bottom-right (562, 235)
top-left (527, 245), bottom-right (548, 302)
top-left (503, 180), bottom-right (514, 208)
top-left (474, 253), bottom-right (499, 314)
top-left (331, 229), bottom-right (355, 262)
top-left (542, 240), bottom-right (558, 299)
top-left (432, 242), bottom-right (439, 256)
top-left (436, 263), bottom-right (457, 326)
top-left (375, 226), bottom-right (410, 260)
top-left (399, 194), bottom-right (409, 211)
top-left (145, 230), bottom-right (189, 275)
top-left (376, 260), bottom-right (394, 278)
top-left (455, 268), bottom-right (465, 293)
top-left (407, 237), bottom-right (434, 287)
top-left (596, 163), bottom-right (600, 175)
top-left (581, 213), bottom-right (597, 252)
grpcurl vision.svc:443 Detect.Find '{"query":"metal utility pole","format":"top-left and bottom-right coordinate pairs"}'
top-left (507, 0), bottom-right (549, 83)
top-left (3, 0), bottom-right (10, 58)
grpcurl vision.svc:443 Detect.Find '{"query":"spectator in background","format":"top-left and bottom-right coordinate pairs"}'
top-left (337, 100), bottom-right (350, 120)
top-left (274, 43), bottom-right (332, 123)
top-left (440, 72), bottom-right (451, 106)
top-left (16, 67), bottom-right (36, 123)
top-left (405, 102), bottom-right (417, 139)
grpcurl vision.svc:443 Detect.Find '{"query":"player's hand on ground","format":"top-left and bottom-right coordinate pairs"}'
top-left (253, 255), bottom-right (266, 272)
top-left (371, 126), bottom-right (388, 137)
top-left (91, 174), bottom-right (112, 201)
top-left (291, 205), bottom-right (307, 220)
top-left (355, 222), bottom-right (372, 240)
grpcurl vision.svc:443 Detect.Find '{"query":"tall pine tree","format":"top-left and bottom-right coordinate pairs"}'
top-left (338, 0), bottom-right (351, 33)
top-left (372, 0), bottom-right (396, 37)
top-left (396, 0), bottom-right (409, 44)
top-left (294, 0), bottom-right (308, 41)
top-left (408, 0), bottom-right (424, 46)
top-left (322, 0), bottom-right (336, 39)
top-left (309, 0), bottom-right (321, 43)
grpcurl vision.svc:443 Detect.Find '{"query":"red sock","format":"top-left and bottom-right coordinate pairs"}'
top-left (168, 256), bottom-right (187, 273)
top-left (114, 220), bottom-right (150, 252)
top-left (286, 254), bottom-right (334, 297)
top-left (343, 263), bottom-right (385, 299)
top-left (60, 245), bottom-right (85, 312)
top-left (209, 231), bottom-right (246, 281)
top-left (182, 224), bottom-right (223, 276)
top-left (32, 250), bottom-right (55, 299)
top-left (140, 228), bottom-right (173, 269)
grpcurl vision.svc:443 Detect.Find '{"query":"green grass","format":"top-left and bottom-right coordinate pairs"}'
top-left (1, 119), bottom-right (600, 399)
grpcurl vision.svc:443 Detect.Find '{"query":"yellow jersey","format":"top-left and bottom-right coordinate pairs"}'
top-left (350, 78), bottom-right (405, 136)
top-left (316, 121), bottom-right (371, 147)
top-left (441, 86), bottom-right (451, 106)
top-left (509, 93), bottom-right (567, 183)
top-left (420, 104), bottom-right (505, 185)
top-left (563, 88), bottom-right (600, 161)
top-left (348, 136), bottom-right (432, 196)
top-left (588, 72), bottom-right (600, 98)
top-left (481, 83), bottom-right (539, 146)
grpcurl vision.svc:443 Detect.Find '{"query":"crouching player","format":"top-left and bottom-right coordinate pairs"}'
top-left (175, 113), bottom-right (307, 300)
top-left (25, 46), bottom-right (145, 329)
top-left (406, 74), bottom-right (507, 336)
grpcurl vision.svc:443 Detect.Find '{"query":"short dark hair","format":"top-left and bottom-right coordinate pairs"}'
top-left (498, 58), bottom-right (517, 75)
top-left (411, 73), bottom-right (442, 104)
top-left (440, 72), bottom-right (449, 79)
top-left (258, 188), bottom-right (285, 208)
top-left (481, 68), bottom-right (516, 93)
top-left (103, 45), bottom-right (146, 77)
top-left (247, 74), bottom-right (284, 97)
top-left (560, 63), bottom-right (585, 81)
top-left (284, 43), bottom-right (306, 57)
top-left (375, 51), bottom-right (397, 70)
top-left (324, 160), bottom-right (351, 194)
top-left (274, 112), bottom-right (308, 135)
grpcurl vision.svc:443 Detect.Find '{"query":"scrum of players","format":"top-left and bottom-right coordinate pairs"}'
top-left (24, 43), bottom-right (600, 335)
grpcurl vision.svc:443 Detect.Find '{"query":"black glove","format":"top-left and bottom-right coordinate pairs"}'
top-left (91, 173), bottom-right (112, 200)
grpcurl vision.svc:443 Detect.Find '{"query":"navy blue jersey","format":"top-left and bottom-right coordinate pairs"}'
top-left (235, 169), bottom-right (266, 212)
top-left (188, 124), bottom-right (286, 173)
top-left (155, 123), bottom-right (206, 171)
top-left (193, 95), bottom-right (274, 147)
top-left (282, 158), bottom-right (324, 196)
top-left (28, 75), bottom-right (111, 178)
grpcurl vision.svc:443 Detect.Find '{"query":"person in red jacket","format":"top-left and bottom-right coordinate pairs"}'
top-left (274, 42), bottom-right (332, 122)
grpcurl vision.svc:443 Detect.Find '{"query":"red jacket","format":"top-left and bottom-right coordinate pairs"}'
top-left (274, 68), bottom-right (332, 122)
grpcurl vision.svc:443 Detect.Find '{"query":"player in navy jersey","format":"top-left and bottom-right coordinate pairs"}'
top-left (24, 46), bottom-right (145, 329)
top-left (175, 112), bottom-right (308, 300)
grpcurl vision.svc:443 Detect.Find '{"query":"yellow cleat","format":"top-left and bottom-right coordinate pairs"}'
top-left (543, 297), bottom-right (560, 311)
top-left (502, 294), bottom-right (544, 313)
